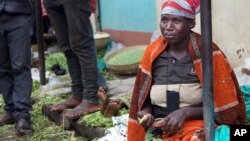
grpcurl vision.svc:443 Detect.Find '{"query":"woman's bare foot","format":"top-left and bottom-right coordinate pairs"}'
top-left (103, 99), bottom-right (124, 117)
top-left (97, 87), bottom-right (124, 117)
top-left (97, 87), bottom-right (109, 115)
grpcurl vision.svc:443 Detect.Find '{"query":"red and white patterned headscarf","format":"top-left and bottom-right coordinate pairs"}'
top-left (161, 0), bottom-right (200, 19)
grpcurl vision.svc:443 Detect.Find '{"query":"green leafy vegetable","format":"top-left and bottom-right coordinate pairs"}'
top-left (45, 52), bottom-right (68, 71)
top-left (107, 47), bottom-right (146, 66)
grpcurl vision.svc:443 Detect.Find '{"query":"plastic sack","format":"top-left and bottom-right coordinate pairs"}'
top-left (240, 85), bottom-right (250, 120)
top-left (150, 30), bottom-right (161, 43)
top-left (98, 58), bottom-right (106, 71)
top-left (97, 114), bottom-right (128, 141)
top-left (104, 41), bottom-right (125, 58)
top-left (215, 125), bottom-right (230, 141)
top-left (233, 58), bottom-right (250, 86)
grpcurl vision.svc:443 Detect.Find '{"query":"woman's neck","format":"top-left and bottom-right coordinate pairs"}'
top-left (168, 35), bottom-right (190, 60)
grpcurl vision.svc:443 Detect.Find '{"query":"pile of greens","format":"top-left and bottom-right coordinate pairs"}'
top-left (0, 80), bottom-right (85, 141)
top-left (106, 46), bottom-right (146, 66)
top-left (80, 108), bottom-right (129, 128)
top-left (45, 52), bottom-right (68, 72)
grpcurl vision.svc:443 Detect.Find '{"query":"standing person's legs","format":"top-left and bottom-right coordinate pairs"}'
top-left (0, 14), bottom-right (15, 126)
top-left (44, 0), bottom-right (83, 112)
top-left (64, 0), bottom-right (100, 118)
top-left (5, 14), bottom-right (32, 135)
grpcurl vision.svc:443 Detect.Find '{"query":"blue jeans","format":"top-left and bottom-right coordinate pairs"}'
top-left (44, 0), bottom-right (101, 103)
top-left (0, 13), bottom-right (32, 120)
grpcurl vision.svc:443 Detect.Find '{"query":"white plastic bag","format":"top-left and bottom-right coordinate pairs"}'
top-left (104, 41), bottom-right (125, 58)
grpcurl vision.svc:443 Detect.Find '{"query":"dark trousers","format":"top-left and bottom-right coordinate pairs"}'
top-left (44, 0), bottom-right (99, 103)
top-left (0, 13), bottom-right (32, 120)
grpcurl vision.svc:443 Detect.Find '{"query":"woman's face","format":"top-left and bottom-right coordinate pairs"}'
top-left (160, 14), bottom-right (194, 44)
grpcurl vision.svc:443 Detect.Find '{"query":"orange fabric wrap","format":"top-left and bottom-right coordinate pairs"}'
top-left (162, 120), bottom-right (204, 141)
top-left (127, 32), bottom-right (246, 141)
top-left (127, 120), bottom-right (147, 141)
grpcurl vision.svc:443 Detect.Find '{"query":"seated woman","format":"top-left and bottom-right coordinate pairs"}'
top-left (127, 0), bottom-right (246, 140)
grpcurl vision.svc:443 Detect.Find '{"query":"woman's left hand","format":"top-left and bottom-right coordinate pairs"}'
top-left (160, 108), bottom-right (187, 135)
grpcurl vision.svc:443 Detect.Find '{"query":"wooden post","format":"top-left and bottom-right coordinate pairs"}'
top-left (35, 0), bottom-right (46, 85)
top-left (95, 0), bottom-right (102, 32)
top-left (200, 0), bottom-right (215, 140)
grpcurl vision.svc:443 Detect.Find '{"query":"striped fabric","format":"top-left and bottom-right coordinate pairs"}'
top-left (161, 0), bottom-right (200, 19)
top-left (150, 83), bottom-right (202, 108)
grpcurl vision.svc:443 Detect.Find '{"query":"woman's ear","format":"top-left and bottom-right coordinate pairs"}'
top-left (189, 20), bottom-right (196, 29)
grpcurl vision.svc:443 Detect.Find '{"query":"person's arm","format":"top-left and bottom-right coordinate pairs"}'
top-left (159, 106), bottom-right (203, 135)
top-left (180, 106), bottom-right (203, 120)
top-left (141, 97), bottom-right (153, 114)
top-left (137, 96), bottom-right (154, 127)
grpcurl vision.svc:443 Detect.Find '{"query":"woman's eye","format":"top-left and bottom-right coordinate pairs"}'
top-left (161, 18), bottom-right (168, 23)
top-left (161, 17), bottom-right (168, 22)
top-left (173, 20), bottom-right (180, 24)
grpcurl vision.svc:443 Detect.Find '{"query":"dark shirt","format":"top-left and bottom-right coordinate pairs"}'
top-left (151, 49), bottom-right (202, 118)
top-left (152, 49), bottom-right (199, 85)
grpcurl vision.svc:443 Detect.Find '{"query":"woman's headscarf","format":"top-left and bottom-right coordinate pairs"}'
top-left (161, 0), bottom-right (200, 19)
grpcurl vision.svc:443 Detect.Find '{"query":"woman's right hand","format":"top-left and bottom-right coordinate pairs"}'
top-left (137, 111), bottom-right (154, 127)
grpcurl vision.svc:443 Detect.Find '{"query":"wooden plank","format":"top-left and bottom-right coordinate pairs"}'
top-left (70, 120), bottom-right (105, 140)
top-left (42, 104), bottom-right (106, 140)
top-left (42, 105), bottom-right (71, 129)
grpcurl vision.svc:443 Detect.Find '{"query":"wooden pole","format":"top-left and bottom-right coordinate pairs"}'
top-left (35, 0), bottom-right (46, 85)
top-left (94, 2), bottom-right (215, 140)
top-left (95, 0), bottom-right (102, 32)
top-left (200, 0), bottom-right (215, 140)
